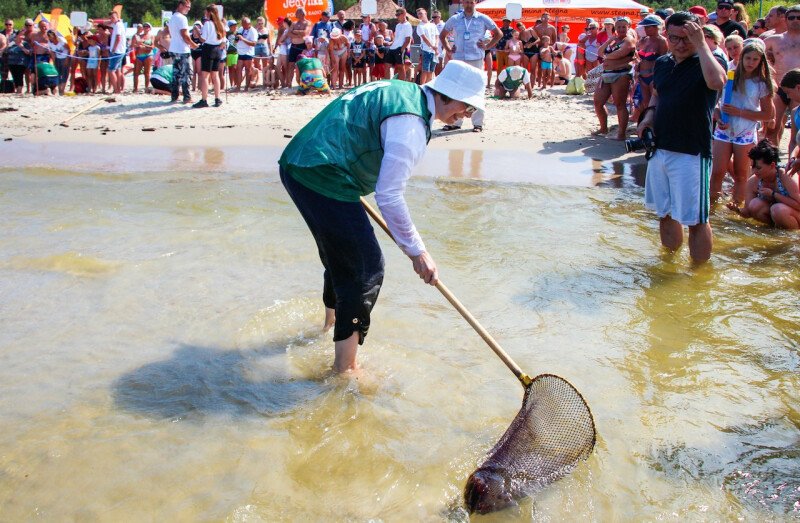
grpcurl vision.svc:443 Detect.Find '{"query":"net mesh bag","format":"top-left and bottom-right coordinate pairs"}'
top-left (464, 374), bottom-right (596, 514)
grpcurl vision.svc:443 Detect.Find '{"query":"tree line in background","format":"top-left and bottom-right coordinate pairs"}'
top-left (2, 0), bottom-right (452, 26)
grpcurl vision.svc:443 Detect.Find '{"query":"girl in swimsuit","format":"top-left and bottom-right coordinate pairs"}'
top-left (506, 30), bottom-right (522, 67)
top-left (273, 18), bottom-right (292, 88)
top-left (728, 139), bottom-right (800, 228)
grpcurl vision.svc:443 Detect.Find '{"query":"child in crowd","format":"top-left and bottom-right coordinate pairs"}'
top-left (350, 31), bottom-right (367, 86)
top-left (86, 35), bottom-right (100, 93)
top-left (711, 41), bottom-right (775, 204)
top-left (506, 30), bottom-right (523, 67)
top-left (315, 31), bottom-right (330, 80)
top-left (538, 35), bottom-right (555, 88)
top-left (300, 35), bottom-right (316, 59)
top-left (372, 34), bottom-right (387, 80)
top-left (727, 139), bottom-right (800, 228)
top-left (724, 34), bottom-right (743, 69)
top-left (553, 52), bottom-right (572, 85)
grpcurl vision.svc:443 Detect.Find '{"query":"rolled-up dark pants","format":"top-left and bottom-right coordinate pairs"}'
top-left (280, 166), bottom-right (384, 344)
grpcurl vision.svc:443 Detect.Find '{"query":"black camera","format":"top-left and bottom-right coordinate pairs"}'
top-left (234, 35), bottom-right (240, 42)
top-left (625, 127), bottom-right (656, 159)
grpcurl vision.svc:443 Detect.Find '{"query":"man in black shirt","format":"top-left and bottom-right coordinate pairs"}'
top-left (713, 0), bottom-right (747, 37)
top-left (638, 11), bottom-right (727, 263)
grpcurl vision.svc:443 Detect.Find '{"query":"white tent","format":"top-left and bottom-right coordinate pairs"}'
top-left (476, 0), bottom-right (651, 25)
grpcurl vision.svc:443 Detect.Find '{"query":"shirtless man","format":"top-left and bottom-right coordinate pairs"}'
top-left (535, 12), bottom-right (558, 49)
top-left (765, 5), bottom-right (800, 147)
top-left (761, 5), bottom-right (787, 39)
top-left (33, 20), bottom-right (50, 62)
top-left (155, 24), bottom-right (172, 66)
top-left (288, 7), bottom-right (311, 81)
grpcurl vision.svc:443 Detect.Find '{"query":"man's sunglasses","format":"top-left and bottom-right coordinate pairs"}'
top-left (787, 14), bottom-right (800, 20)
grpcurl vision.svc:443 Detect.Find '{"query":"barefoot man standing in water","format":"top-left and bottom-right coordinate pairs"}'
top-left (765, 5), bottom-right (800, 149)
top-left (279, 61), bottom-right (486, 373)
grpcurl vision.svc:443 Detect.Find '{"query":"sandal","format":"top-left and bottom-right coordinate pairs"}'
top-left (472, 126), bottom-right (483, 133)
top-left (441, 124), bottom-right (461, 131)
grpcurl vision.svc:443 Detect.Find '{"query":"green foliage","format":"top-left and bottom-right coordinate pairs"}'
top-left (646, 0), bottom-right (785, 25)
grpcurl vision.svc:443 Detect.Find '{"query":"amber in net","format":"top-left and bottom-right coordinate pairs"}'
top-left (464, 374), bottom-right (596, 514)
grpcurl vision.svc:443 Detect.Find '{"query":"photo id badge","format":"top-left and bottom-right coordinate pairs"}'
top-left (464, 31), bottom-right (471, 41)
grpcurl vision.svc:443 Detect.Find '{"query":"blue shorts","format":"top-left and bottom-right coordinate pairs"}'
top-left (421, 50), bottom-right (436, 72)
top-left (540, 60), bottom-right (553, 70)
top-left (107, 53), bottom-right (124, 71)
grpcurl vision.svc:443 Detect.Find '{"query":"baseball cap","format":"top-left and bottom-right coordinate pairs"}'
top-left (639, 8), bottom-right (650, 15)
top-left (655, 9), bottom-right (670, 20)
top-left (639, 15), bottom-right (662, 27)
top-left (227, 20), bottom-right (237, 26)
top-left (276, 16), bottom-right (285, 24)
top-left (689, 5), bottom-right (708, 16)
top-left (603, 17), bottom-right (615, 25)
top-left (717, 0), bottom-right (734, 8)
top-left (502, 16), bottom-right (511, 21)
top-left (425, 60), bottom-right (486, 112)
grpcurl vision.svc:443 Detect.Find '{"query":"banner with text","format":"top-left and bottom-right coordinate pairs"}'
top-left (264, 0), bottom-right (326, 26)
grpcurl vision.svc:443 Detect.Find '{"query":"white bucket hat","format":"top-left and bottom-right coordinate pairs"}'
top-left (424, 60), bottom-right (486, 112)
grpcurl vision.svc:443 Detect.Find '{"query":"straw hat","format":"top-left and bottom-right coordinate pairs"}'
top-left (424, 60), bottom-right (486, 112)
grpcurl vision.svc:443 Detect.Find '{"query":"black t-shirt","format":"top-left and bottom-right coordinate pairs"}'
top-left (653, 53), bottom-right (728, 158)
top-left (374, 44), bottom-right (387, 64)
top-left (714, 19), bottom-right (746, 38)
top-left (498, 26), bottom-right (514, 50)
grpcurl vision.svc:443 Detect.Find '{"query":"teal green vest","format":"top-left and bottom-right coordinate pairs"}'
top-left (501, 66), bottom-right (525, 92)
top-left (279, 80), bottom-right (432, 202)
top-left (37, 62), bottom-right (58, 77)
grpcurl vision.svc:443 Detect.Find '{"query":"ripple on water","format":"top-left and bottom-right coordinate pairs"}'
top-left (6, 252), bottom-right (120, 277)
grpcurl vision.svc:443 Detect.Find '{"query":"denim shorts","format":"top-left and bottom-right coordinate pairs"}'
top-left (254, 43), bottom-right (271, 57)
top-left (421, 50), bottom-right (436, 72)
top-left (107, 53), bottom-right (124, 71)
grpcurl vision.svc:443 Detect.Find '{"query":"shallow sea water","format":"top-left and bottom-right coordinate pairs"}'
top-left (1, 157), bottom-right (799, 521)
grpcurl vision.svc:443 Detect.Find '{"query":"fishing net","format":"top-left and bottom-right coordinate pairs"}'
top-left (464, 374), bottom-right (596, 514)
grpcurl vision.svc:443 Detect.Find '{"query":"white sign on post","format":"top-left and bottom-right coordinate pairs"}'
top-left (506, 2), bottom-right (523, 20)
top-left (361, 0), bottom-right (378, 15)
top-left (70, 11), bottom-right (88, 28)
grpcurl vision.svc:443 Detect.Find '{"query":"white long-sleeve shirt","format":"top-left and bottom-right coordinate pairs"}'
top-left (374, 86), bottom-right (436, 257)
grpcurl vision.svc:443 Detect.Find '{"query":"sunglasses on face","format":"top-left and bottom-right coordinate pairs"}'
top-left (718, 6), bottom-right (732, 10)
top-left (787, 14), bottom-right (800, 20)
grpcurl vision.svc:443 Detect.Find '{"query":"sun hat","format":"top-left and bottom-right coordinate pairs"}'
top-left (424, 60), bottom-right (486, 112)
top-left (639, 15), bottom-right (662, 27)
top-left (689, 5), bottom-right (708, 17)
top-left (330, 27), bottom-right (342, 37)
top-left (603, 17), bottom-right (615, 25)
top-left (587, 21), bottom-right (599, 28)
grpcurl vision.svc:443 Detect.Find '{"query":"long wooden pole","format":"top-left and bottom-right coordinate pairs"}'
top-left (360, 197), bottom-right (533, 388)
top-left (58, 97), bottom-right (109, 127)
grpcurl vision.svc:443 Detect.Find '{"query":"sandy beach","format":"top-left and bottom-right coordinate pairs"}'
top-left (0, 86), bottom-right (641, 167)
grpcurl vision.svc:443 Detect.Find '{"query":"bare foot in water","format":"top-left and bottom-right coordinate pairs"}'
top-left (322, 307), bottom-right (335, 332)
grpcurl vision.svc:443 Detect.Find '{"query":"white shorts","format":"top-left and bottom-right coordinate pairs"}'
top-left (644, 149), bottom-right (711, 226)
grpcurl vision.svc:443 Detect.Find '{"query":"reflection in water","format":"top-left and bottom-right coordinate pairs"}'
top-left (446, 149), bottom-right (484, 179)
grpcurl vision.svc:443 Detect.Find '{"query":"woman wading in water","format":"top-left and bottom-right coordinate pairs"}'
top-left (279, 61), bottom-right (486, 373)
